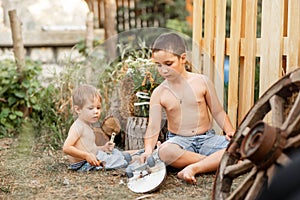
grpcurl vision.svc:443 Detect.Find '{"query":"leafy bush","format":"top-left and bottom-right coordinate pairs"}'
top-left (0, 57), bottom-right (85, 149)
top-left (0, 60), bottom-right (43, 137)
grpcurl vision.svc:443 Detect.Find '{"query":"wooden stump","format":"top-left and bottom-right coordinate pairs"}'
top-left (125, 117), bottom-right (148, 150)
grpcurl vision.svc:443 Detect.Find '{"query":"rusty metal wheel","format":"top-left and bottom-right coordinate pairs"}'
top-left (213, 68), bottom-right (300, 200)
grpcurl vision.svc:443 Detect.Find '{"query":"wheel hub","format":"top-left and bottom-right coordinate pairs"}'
top-left (240, 121), bottom-right (286, 169)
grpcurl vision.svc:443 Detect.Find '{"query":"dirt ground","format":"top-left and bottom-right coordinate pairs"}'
top-left (0, 137), bottom-right (215, 200)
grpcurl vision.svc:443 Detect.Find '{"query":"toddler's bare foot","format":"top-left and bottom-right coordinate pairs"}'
top-left (177, 166), bottom-right (197, 185)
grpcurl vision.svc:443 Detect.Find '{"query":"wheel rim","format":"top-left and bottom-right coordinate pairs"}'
top-left (213, 69), bottom-right (300, 200)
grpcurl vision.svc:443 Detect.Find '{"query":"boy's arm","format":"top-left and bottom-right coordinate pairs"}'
top-left (63, 126), bottom-right (98, 165)
top-left (203, 76), bottom-right (235, 139)
top-left (142, 89), bottom-right (162, 161)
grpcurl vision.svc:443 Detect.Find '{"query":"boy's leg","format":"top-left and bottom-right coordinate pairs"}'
top-left (177, 148), bottom-right (225, 184)
top-left (158, 142), bottom-right (206, 168)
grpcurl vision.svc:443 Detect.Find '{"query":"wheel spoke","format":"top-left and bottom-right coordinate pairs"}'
top-left (245, 170), bottom-right (266, 200)
top-left (213, 69), bottom-right (300, 200)
top-left (285, 134), bottom-right (300, 149)
top-left (286, 113), bottom-right (300, 137)
top-left (227, 167), bottom-right (257, 200)
top-left (282, 92), bottom-right (300, 131)
top-left (276, 153), bottom-right (291, 167)
top-left (241, 127), bottom-right (251, 136)
top-left (224, 160), bottom-right (253, 178)
top-left (266, 164), bottom-right (276, 185)
top-left (269, 95), bottom-right (285, 126)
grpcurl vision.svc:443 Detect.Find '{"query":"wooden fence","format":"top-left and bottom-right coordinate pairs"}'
top-left (84, 0), bottom-right (175, 32)
top-left (192, 0), bottom-right (300, 127)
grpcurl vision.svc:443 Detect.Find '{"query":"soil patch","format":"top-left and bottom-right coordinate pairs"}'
top-left (0, 137), bottom-right (215, 200)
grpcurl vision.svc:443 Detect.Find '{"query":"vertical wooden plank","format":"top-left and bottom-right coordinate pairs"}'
top-left (203, 0), bottom-right (215, 81)
top-left (98, 0), bottom-right (102, 28)
top-left (237, 0), bottom-right (246, 124)
top-left (214, 0), bottom-right (227, 108)
top-left (286, 0), bottom-right (300, 72)
top-left (260, 0), bottom-right (284, 95)
top-left (238, 0), bottom-right (257, 122)
top-left (192, 0), bottom-right (203, 73)
top-left (186, 0), bottom-right (193, 26)
top-left (228, 0), bottom-right (243, 126)
top-left (212, 0), bottom-right (227, 134)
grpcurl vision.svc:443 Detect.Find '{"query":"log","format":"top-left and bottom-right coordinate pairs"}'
top-left (94, 116), bottom-right (121, 146)
top-left (94, 127), bottom-right (109, 146)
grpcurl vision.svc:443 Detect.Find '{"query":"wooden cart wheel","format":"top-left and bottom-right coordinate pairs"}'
top-left (213, 68), bottom-right (300, 200)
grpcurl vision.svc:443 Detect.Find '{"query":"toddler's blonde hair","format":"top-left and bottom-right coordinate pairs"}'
top-left (72, 84), bottom-right (102, 108)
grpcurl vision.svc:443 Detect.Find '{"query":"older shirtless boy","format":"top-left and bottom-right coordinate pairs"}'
top-left (140, 33), bottom-right (235, 184)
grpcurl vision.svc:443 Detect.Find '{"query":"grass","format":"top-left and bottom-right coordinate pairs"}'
top-left (0, 123), bottom-right (215, 200)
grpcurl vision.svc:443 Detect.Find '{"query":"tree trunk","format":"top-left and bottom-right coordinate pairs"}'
top-left (125, 112), bottom-right (168, 150)
top-left (125, 117), bottom-right (148, 150)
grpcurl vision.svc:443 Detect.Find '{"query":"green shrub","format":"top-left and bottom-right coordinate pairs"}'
top-left (0, 60), bottom-right (42, 137)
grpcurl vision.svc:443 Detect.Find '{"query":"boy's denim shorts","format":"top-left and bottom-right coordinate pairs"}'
top-left (165, 129), bottom-right (229, 156)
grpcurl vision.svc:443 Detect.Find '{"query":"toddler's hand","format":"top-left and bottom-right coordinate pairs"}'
top-left (86, 152), bottom-right (99, 166)
top-left (103, 141), bottom-right (115, 152)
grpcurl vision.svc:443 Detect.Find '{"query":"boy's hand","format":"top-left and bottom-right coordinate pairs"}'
top-left (226, 131), bottom-right (235, 141)
top-left (140, 151), bottom-right (152, 164)
top-left (103, 141), bottom-right (115, 152)
top-left (86, 152), bottom-right (100, 166)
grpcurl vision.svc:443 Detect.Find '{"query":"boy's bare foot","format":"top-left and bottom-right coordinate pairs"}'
top-left (177, 165), bottom-right (197, 185)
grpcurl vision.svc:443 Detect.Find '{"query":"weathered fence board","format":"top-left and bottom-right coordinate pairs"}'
top-left (193, 0), bottom-right (300, 126)
top-left (286, 0), bottom-right (300, 72)
top-left (239, 0), bottom-right (257, 123)
top-left (214, 0), bottom-right (227, 106)
top-left (260, 0), bottom-right (284, 96)
top-left (192, 0), bottom-right (203, 72)
top-left (228, 0), bottom-right (242, 126)
top-left (203, 0), bottom-right (215, 81)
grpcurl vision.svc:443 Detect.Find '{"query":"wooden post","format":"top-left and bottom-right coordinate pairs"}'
top-left (85, 11), bottom-right (94, 54)
top-left (104, 0), bottom-right (116, 58)
top-left (8, 9), bottom-right (25, 69)
top-left (85, 11), bottom-right (94, 84)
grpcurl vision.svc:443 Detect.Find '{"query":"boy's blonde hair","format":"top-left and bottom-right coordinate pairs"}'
top-left (72, 84), bottom-right (102, 108)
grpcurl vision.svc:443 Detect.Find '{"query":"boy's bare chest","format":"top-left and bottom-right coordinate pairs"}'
top-left (160, 87), bottom-right (205, 111)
